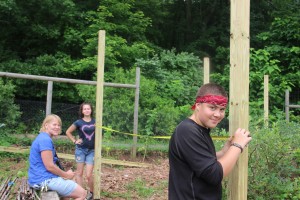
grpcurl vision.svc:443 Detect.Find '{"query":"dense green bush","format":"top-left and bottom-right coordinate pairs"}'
top-left (0, 79), bottom-right (21, 128)
top-left (75, 50), bottom-right (201, 137)
top-left (247, 120), bottom-right (300, 199)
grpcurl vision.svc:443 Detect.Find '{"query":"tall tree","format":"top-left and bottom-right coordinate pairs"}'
top-left (80, 0), bottom-right (153, 71)
top-left (0, 0), bottom-right (84, 60)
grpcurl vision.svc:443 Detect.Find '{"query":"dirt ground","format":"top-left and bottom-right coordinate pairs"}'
top-left (2, 155), bottom-right (169, 200)
top-left (100, 158), bottom-right (169, 200)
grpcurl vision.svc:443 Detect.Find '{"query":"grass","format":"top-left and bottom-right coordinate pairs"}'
top-left (0, 152), bottom-right (28, 178)
top-left (0, 135), bottom-right (169, 199)
top-left (101, 191), bottom-right (132, 199)
top-left (126, 178), bottom-right (156, 197)
top-left (100, 178), bottom-right (168, 199)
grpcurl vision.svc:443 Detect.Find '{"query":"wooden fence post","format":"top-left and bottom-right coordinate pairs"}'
top-left (131, 67), bottom-right (140, 158)
top-left (264, 75), bottom-right (269, 126)
top-left (94, 30), bottom-right (106, 200)
top-left (228, 0), bottom-right (250, 199)
top-left (46, 81), bottom-right (53, 116)
top-left (203, 57), bottom-right (210, 84)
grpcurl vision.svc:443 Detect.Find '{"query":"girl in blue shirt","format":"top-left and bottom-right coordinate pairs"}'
top-left (28, 114), bottom-right (89, 199)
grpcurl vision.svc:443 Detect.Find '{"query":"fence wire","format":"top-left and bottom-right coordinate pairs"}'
top-left (15, 100), bottom-right (80, 135)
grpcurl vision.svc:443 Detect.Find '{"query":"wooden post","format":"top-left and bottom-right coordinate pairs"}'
top-left (203, 57), bottom-right (210, 84)
top-left (264, 75), bottom-right (269, 126)
top-left (41, 191), bottom-right (60, 200)
top-left (228, 0), bottom-right (250, 199)
top-left (285, 90), bottom-right (290, 122)
top-left (46, 81), bottom-right (53, 116)
top-left (131, 67), bottom-right (140, 158)
top-left (94, 30), bottom-right (105, 200)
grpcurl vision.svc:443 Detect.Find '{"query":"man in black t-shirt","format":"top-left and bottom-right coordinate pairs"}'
top-left (168, 83), bottom-right (252, 200)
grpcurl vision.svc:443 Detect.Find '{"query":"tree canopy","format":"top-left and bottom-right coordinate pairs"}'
top-left (0, 0), bottom-right (299, 133)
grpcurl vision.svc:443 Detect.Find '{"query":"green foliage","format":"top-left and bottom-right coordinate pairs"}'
top-left (81, 0), bottom-right (154, 71)
top-left (76, 55), bottom-right (198, 137)
top-left (248, 121), bottom-right (300, 199)
top-left (136, 49), bottom-right (203, 106)
top-left (0, 134), bottom-right (33, 147)
top-left (257, 14), bottom-right (300, 88)
top-left (126, 178), bottom-right (156, 197)
top-left (0, 154), bottom-right (28, 178)
top-left (0, 54), bottom-right (83, 102)
top-left (0, 0), bottom-right (84, 60)
top-left (211, 46), bottom-right (297, 122)
top-left (0, 79), bottom-right (21, 127)
top-left (0, 0), bottom-right (299, 137)
top-left (249, 48), bottom-right (293, 116)
top-left (210, 3), bottom-right (300, 122)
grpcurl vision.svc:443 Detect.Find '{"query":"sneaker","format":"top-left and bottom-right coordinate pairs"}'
top-left (85, 191), bottom-right (93, 200)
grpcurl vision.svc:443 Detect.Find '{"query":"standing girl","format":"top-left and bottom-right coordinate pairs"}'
top-left (66, 102), bottom-right (95, 198)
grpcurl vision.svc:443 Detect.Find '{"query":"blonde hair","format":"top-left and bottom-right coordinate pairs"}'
top-left (40, 114), bottom-right (62, 134)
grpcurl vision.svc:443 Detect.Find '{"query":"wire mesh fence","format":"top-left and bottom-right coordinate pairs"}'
top-left (285, 89), bottom-right (300, 122)
top-left (15, 99), bottom-right (80, 135)
top-left (290, 89), bottom-right (300, 104)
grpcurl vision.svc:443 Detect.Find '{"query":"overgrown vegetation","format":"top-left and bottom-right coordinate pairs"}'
top-left (0, 120), bottom-right (299, 199)
top-left (0, 0), bottom-right (299, 198)
top-left (0, 0), bottom-right (299, 136)
top-left (247, 121), bottom-right (300, 199)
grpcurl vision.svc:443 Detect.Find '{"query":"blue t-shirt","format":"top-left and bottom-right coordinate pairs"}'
top-left (74, 119), bottom-right (95, 149)
top-left (28, 132), bottom-right (59, 186)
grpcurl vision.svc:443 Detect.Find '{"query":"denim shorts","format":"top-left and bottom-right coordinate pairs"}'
top-left (75, 147), bottom-right (94, 165)
top-left (32, 177), bottom-right (77, 197)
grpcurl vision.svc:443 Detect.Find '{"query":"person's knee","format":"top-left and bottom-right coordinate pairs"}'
top-left (73, 186), bottom-right (87, 199)
top-left (86, 172), bottom-right (93, 180)
top-left (76, 169), bottom-right (84, 176)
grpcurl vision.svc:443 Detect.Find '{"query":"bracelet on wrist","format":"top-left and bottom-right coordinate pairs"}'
top-left (231, 143), bottom-right (243, 153)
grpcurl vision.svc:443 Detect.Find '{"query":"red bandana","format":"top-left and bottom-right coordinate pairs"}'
top-left (191, 94), bottom-right (228, 110)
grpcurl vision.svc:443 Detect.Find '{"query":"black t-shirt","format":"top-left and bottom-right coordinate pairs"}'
top-left (168, 118), bottom-right (223, 200)
top-left (74, 118), bottom-right (95, 149)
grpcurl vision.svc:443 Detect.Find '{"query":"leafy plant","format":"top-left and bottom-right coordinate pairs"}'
top-left (126, 178), bottom-right (155, 198)
top-left (0, 79), bottom-right (21, 128)
top-left (247, 120), bottom-right (300, 199)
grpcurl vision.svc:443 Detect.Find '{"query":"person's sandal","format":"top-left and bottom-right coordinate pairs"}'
top-left (85, 191), bottom-right (93, 200)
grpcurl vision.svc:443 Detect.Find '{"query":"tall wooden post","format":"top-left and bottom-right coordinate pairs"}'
top-left (203, 57), bottom-right (210, 84)
top-left (264, 75), bottom-right (269, 126)
top-left (131, 67), bottom-right (140, 158)
top-left (94, 30), bottom-right (105, 200)
top-left (285, 90), bottom-right (290, 122)
top-left (228, 0), bottom-right (250, 199)
top-left (46, 81), bottom-right (53, 116)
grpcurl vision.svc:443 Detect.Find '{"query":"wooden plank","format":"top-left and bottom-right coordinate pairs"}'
top-left (228, 0), bottom-right (250, 199)
top-left (0, 146), bottom-right (151, 168)
top-left (57, 152), bottom-right (150, 168)
top-left (0, 71), bottom-right (136, 88)
top-left (41, 191), bottom-right (60, 200)
top-left (0, 146), bottom-right (30, 154)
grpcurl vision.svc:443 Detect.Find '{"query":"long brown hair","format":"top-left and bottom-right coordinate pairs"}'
top-left (78, 102), bottom-right (94, 118)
